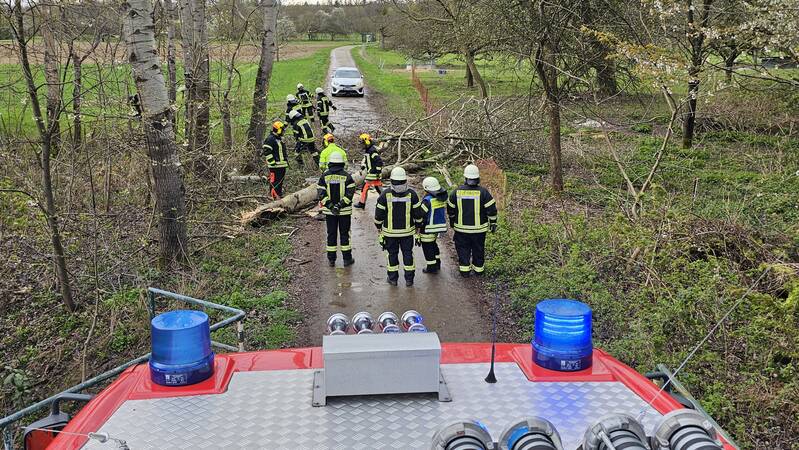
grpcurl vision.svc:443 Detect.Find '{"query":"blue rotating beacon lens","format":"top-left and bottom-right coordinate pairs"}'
top-left (149, 310), bottom-right (215, 386)
top-left (532, 299), bottom-right (592, 372)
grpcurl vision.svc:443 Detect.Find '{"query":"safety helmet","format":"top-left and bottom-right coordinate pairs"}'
top-left (272, 121), bottom-right (285, 135)
top-left (328, 152), bottom-right (345, 164)
top-left (315, 87), bottom-right (324, 94)
top-left (288, 109), bottom-right (302, 121)
top-left (297, 83), bottom-right (304, 90)
top-left (422, 176), bottom-right (442, 193)
top-left (390, 167), bottom-right (407, 182)
top-left (323, 133), bottom-right (335, 145)
top-left (464, 164), bottom-right (480, 179)
top-left (286, 94), bottom-right (297, 102)
top-left (359, 133), bottom-right (372, 146)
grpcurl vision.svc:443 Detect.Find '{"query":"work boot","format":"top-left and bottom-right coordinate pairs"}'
top-left (328, 260), bottom-right (336, 267)
top-left (386, 276), bottom-right (398, 286)
top-left (405, 279), bottom-right (414, 287)
top-left (354, 202), bottom-right (366, 209)
top-left (460, 271), bottom-right (471, 278)
top-left (422, 267), bottom-right (438, 274)
top-left (343, 258), bottom-right (355, 267)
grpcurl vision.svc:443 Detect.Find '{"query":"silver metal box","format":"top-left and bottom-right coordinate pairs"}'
top-left (318, 332), bottom-right (443, 401)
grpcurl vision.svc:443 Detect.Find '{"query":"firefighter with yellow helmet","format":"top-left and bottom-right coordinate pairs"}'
top-left (261, 121), bottom-right (288, 198)
top-left (354, 133), bottom-right (383, 209)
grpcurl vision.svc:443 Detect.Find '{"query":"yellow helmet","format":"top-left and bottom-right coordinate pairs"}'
top-left (359, 133), bottom-right (372, 146)
top-left (272, 121), bottom-right (284, 135)
top-left (323, 133), bottom-right (335, 146)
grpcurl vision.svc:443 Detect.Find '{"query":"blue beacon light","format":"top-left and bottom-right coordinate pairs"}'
top-left (532, 299), bottom-right (593, 372)
top-left (149, 310), bottom-right (215, 386)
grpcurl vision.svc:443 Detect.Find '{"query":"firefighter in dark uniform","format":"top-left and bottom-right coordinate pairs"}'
top-left (447, 164), bottom-right (498, 277)
top-left (315, 87), bottom-right (337, 134)
top-left (354, 133), bottom-right (383, 209)
top-left (374, 167), bottom-right (423, 286)
top-left (262, 121), bottom-right (288, 199)
top-left (296, 83), bottom-right (314, 123)
top-left (288, 109), bottom-right (318, 168)
top-left (285, 94), bottom-right (301, 124)
top-left (419, 176), bottom-right (448, 274)
top-left (317, 152), bottom-right (356, 267)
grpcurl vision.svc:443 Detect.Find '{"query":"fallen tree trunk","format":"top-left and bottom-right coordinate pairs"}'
top-left (241, 164), bottom-right (419, 226)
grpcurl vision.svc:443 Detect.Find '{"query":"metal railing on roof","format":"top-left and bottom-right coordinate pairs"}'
top-left (1, 288), bottom-right (246, 450)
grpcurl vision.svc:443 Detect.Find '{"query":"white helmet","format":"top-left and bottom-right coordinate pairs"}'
top-left (422, 176), bottom-right (442, 192)
top-left (288, 109), bottom-right (302, 120)
top-left (286, 94), bottom-right (297, 102)
top-left (464, 164), bottom-right (480, 179)
top-left (390, 167), bottom-right (407, 182)
top-left (315, 87), bottom-right (324, 94)
top-left (328, 152), bottom-right (345, 164)
top-left (297, 83), bottom-right (304, 90)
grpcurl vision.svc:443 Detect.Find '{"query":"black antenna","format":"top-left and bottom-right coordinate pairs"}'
top-left (484, 290), bottom-right (498, 383)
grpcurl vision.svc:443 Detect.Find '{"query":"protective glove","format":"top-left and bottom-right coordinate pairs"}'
top-left (378, 234), bottom-right (386, 250)
top-left (489, 223), bottom-right (497, 233)
top-left (415, 235), bottom-right (422, 247)
top-left (331, 204), bottom-right (341, 215)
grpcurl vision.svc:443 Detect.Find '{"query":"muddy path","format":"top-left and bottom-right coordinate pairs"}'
top-left (289, 46), bottom-right (488, 346)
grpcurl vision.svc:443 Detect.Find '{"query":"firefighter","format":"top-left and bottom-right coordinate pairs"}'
top-left (315, 87), bottom-right (337, 134)
top-left (354, 133), bottom-right (383, 209)
top-left (288, 109), bottom-right (318, 168)
top-left (285, 94), bottom-right (301, 124)
top-left (374, 167), bottom-right (423, 286)
top-left (419, 176), bottom-right (448, 274)
top-left (296, 83), bottom-right (314, 123)
top-left (262, 121), bottom-right (288, 199)
top-left (317, 152), bottom-right (356, 267)
top-left (318, 133), bottom-right (347, 172)
top-left (447, 164), bottom-right (498, 277)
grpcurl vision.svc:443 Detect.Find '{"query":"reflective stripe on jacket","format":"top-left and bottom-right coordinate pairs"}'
top-left (319, 143), bottom-right (348, 171)
top-left (317, 168), bottom-right (356, 216)
top-left (447, 185), bottom-right (498, 233)
top-left (361, 146), bottom-right (383, 181)
top-left (421, 193), bottom-right (448, 234)
top-left (316, 95), bottom-right (333, 116)
top-left (262, 133), bottom-right (288, 168)
top-left (293, 119), bottom-right (315, 143)
top-left (374, 189), bottom-right (423, 237)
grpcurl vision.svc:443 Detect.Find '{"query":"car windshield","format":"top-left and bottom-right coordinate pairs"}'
top-left (334, 69), bottom-right (361, 79)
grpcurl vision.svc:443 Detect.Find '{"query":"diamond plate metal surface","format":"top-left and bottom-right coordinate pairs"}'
top-left (83, 363), bottom-right (662, 449)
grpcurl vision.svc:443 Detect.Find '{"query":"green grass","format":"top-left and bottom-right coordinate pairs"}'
top-left (352, 45), bottom-right (422, 116)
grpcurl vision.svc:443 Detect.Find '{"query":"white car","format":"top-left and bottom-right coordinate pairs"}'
top-left (331, 67), bottom-right (364, 97)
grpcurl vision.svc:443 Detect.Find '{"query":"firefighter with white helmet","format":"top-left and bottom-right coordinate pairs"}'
top-left (288, 109), bottom-right (318, 168)
top-left (447, 164), bottom-right (498, 277)
top-left (419, 176), bottom-right (448, 274)
top-left (285, 94), bottom-right (301, 124)
top-left (315, 87), bottom-right (337, 133)
top-left (296, 83), bottom-right (314, 123)
top-left (374, 166), bottom-right (423, 286)
top-left (317, 151), bottom-right (356, 267)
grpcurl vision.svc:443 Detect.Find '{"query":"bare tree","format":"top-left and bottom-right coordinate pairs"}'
top-left (246, 0), bottom-right (278, 152)
top-left (123, 0), bottom-right (189, 267)
top-left (179, 0), bottom-right (211, 173)
top-left (7, 0), bottom-right (76, 311)
top-left (163, 0), bottom-right (179, 107)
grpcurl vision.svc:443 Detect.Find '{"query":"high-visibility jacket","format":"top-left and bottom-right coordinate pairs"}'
top-left (292, 118), bottom-right (315, 143)
top-left (262, 132), bottom-right (288, 169)
top-left (374, 189), bottom-right (423, 238)
top-left (361, 145), bottom-right (383, 181)
top-left (317, 166), bottom-right (355, 216)
top-left (316, 94), bottom-right (334, 117)
top-left (297, 89), bottom-right (313, 108)
top-left (319, 143), bottom-right (348, 171)
top-left (421, 191), bottom-right (448, 234)
top-left (285, 101), bottom-right (301, 123)
top-left (447, 184), bottom-right (497, 233)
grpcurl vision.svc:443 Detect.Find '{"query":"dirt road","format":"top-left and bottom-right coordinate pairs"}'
top-left (292, 46), bottom-right (488, 345)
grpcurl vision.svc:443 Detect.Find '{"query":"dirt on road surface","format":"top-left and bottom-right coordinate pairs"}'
top-left (290, 46), bottom-right (489, 345)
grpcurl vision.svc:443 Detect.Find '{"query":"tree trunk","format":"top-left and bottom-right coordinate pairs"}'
top-left (682, 77), bottom-right (699, 149)
top-left (465, 59), bottom-right (474, 87)
top-left (546, 94), bottom-right (563, 193)
top-left (124, 0), bottom-right (189, 268)
top-left (246, 0), bottom-right (278, 152)
top-left (723, 51), bottom-right (738, 82)
top-left (179, 0), bottom-right (194, 141)
top-left (593, 49), bottom-right (619, 97)
top-left (463, 49), bottom-right (487, 98)
top-left (72, 53), bottom-right (83, 150)
top-left (179, 0), bottom-right (211, 173)
top-left (42, 7), bottom-right (62, 154)
top-left (164, 0), bottom-right (178, 108)
top-left (12, 0), bottom-right (75, 312)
